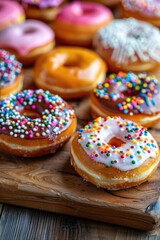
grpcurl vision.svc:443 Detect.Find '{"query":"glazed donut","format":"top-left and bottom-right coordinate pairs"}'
top-left (54, 2), bottom-right (113, 46)
top-left (0, 49), bottom-right (23, 100)
top-left (0, 89), bottom-right (77, 157)
top-left (0, 0), bottom-right (25, 31)
top-left (71, 116), bottom-right (160, 190)
top-left (34, 47), bottom-right (107, 99)
top-left (91, 72), bottom-right (160, 128)
top-left (0, 20), bottom-right (55, 65)
top-left (22, 0), bottom-right (66, 22)
top-left (94, 18), bottom-right (160, 72)
top-left (120, 0), bottom-right (160, 28)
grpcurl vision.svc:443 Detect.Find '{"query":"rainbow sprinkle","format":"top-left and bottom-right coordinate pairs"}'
top-left (0, 49), bottom-right (22, 88)
top-left (93, 72), bottom-right (160, 115)
top-left (0, 89), bottom-right (75, 139)
top-left (78, 116), bottom-right (158, 171)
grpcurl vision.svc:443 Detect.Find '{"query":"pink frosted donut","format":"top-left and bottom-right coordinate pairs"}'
top-left (0, 0), bottom-right (25, 30)
top-left (0, 20), bottom-right (55, 65)
top-left (121, 0), bottom-right (160, 27)
top-left (54, 1), bottom-right (113, 46)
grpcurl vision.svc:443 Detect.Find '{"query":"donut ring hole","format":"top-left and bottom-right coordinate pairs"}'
top-left (20, 109), bottom-right (41, 119)
top-left (108, 137), bottom-right (125, 147)
top-left (23, 27), bottom-right (37, 35)
top-left (122, 89), bottom-right (137, 97)
top-left (63, 59), bottom-right (80, 68)
top-left (0, 3), bottom-right (3, 9)
top-left (129, 32), bottom-right (141, 39)
top-left (72, 6), bottom-right (95, 16)
top-left (82, 8), bottom-right (96, 15)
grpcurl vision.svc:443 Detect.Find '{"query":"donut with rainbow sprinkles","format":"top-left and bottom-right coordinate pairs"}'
top-left (71, 116), bottom-right (160, 190)
top-left (0, 89), bottom-right (77, 157)
top-left (90, 72), bottom-right (160, 128)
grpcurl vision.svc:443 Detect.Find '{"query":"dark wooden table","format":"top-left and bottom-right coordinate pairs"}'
top-left (0, 203), bottom-right (159, 240)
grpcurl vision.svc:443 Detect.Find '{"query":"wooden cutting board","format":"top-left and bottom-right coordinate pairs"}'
top-left (0, 69), bottom-right (160, 231)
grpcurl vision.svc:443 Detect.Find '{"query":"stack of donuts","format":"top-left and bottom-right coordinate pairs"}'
top-left (0, 0), bottom-right (160, 190)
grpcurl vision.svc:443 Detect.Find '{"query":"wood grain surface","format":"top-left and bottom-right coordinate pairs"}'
top-left (0, 69), bottom-right (160, 231)
top-left (0, 205), bottom-right (160, 240)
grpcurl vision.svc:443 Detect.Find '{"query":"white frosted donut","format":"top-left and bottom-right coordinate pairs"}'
top-left (94, 18), bottom-right (160, 72)
top-left (71, 116), bottom-right (160, 190)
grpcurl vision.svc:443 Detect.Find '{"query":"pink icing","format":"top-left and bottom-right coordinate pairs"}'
top-left (0, 20), bottom-right (54, 55)
top-left (56, 1), bottom-right (113, 26)
top-left (22, 0), bottom-right (64, 8)
top-left (0, 0), bottom-right (24, 24)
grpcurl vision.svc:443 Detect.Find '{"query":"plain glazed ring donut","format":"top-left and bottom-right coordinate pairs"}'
top-left (54, 2), bottom-right (113, 46)
top-left (94, 18), bottom-right (160, 72)
top-left (0, 49), bottom-right (23, 100)
top-left (0, 20), bottom-right (55, 65)
top-left (0, 0), bottom-right (25, 31)
top-left (34, 47), bottom-right (107, 99)
top-left (0, 89), bottom-right (77, 157)
top-left (22, 0), bottom-right (65, 22)
top-left (71, 116), bottom-right (160, 190)
top-left (90, 72), bottom-right (160, 128)
top-left (120, 0), bottom-right (160, 28)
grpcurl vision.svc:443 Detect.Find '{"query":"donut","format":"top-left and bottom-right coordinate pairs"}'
top-left (71, 116), bottom-right (160, 190)
top-left (34, 47), bottom-right (107, 99)
top-left (91, 72), bottom-right (160, 128)
top-left (120, 0), bottom-right (160, 28)
top-left (94, 18), bottom-right (160, 73)
top-left (0, 49), bottom-right (23, 100)
top-left (22, 0), bottom-right (66, 22)
top-left (0, 20), bottom-right (55, 65)
top-left (0, 0), bottom-right (25, 31)
top-left (53, 2), bottom-right (113, 46)
top-left (0, 89), bottom-right (77, 157)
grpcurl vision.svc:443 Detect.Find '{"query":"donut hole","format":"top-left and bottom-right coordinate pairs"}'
top-left (20, 109), bottom-right (41, 119)
top-left (122, 90), bottom-right (136, 97)
top-left (0, 3), bottom-right (3, 9)
top-left (23, 28), bottom-right (36, 34)
top-left (129, 32), bottom-right (141, 40)
top-left (64, 60), bottom-right (80, 68)
top-left (108, 137), bottom-right (125, 147)
top-left (82, 8), bottom-right (96, 15)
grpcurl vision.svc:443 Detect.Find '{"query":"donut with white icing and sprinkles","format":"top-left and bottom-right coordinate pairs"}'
top-left (90, 72), bottom-right (160, 128)
top-left (94, 18), bottom-right (160, 72)
top-left (0, 49), bottom-right (23, 100)
top-left (71, 116), bottom-right (160, 190)
top-left (121, 0), bottom-right (160, 27)
top-left (0, 89), bottom-right (77, 157)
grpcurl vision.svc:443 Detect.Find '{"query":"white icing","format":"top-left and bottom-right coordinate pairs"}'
top-left (78, 117), bottom-right (159, 171)
top-left (94, 18), bottom-right (160, 65)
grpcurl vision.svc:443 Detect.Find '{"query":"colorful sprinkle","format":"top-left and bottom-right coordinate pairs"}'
top-left (0, 49), bottom-right (22, 88)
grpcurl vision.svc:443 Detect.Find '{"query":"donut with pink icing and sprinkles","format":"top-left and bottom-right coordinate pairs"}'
top-left (0, 89), bottom-right (77, 157)
top-left (71, 116), bottom-right (160, 190)
top-left (121, 0), bottom-right (160, 27)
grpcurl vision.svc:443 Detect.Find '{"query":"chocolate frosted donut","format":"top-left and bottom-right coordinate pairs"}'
top-left (90, 72), bottom-right (160, 127)
top-left (0, 89), bottom-right (77, 157)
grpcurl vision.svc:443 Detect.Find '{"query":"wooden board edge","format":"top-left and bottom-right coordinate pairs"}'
top-left (0, 181), bottom-right (158, 231)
